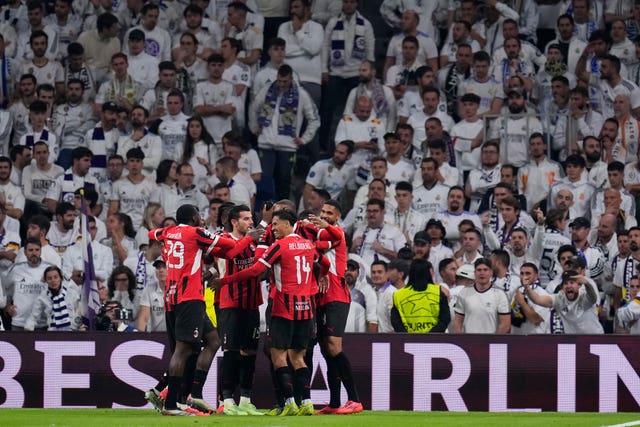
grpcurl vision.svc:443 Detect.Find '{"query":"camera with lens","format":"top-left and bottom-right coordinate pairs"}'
top-left (94, 300), bottom-right (132, 331)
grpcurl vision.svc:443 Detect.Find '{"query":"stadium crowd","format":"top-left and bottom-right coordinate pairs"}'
top-left (0, 0), bottom-right (640, 346)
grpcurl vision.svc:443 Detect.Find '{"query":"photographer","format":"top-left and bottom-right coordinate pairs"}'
top-left (94, 300), bottom-right (137, 332)
top-left (107, 265), bottom-right (140, 319)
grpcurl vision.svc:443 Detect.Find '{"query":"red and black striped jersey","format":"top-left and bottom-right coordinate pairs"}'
top-left (216, 234), bottom-right (262, 310)
top-left (318, 224), bottom-right (351, 306)
top-left (257, 221), bottom-right (342, 299)
top-left (149, 225), bottom-right (236, 310)
top-left (259, 234), bottom-right (319, 320)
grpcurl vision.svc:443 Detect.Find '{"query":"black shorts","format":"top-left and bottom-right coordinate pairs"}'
top-left (267, 316), bottom-right (314, 350)
top-left (165, 300), bottom-right (213, 347)
top-left (217, 308), bottom-right (260, 351)
top-left (316, 302), bottom-right (349, 339)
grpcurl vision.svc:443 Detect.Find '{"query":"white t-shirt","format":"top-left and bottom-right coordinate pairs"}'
top-left (454, 284), bottom-right (511, 333)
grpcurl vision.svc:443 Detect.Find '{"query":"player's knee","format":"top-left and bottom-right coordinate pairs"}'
top-left (326, 337), bottom-right (342, 357)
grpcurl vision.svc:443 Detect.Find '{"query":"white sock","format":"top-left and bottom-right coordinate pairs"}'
top-left (239, 396), bottom-right (251, 406)
top-left (224, 398), bottom-right (236, 408)
top-left (285, 397), bottom-right (296, 406)
top-left (302, 399), bottom-right (312, 405)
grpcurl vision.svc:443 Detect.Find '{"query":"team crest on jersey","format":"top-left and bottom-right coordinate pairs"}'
top-left (145, 39), bottom-right (161, 57)
top-left (193, 327), bottom-right (199, 338)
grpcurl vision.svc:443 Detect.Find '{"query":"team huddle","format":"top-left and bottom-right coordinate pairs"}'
top-left (145, 201), bottom-right (362, 416)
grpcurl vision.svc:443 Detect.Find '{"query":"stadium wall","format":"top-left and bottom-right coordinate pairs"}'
top-left (0, 332), bottom-right (639, 412)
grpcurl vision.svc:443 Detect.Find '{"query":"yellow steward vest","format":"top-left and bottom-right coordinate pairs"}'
top-left (393, 284), bottom-right (441, 333)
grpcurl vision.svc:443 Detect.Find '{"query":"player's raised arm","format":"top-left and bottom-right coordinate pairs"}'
top-left (148, 228), bottom-right (164, 241)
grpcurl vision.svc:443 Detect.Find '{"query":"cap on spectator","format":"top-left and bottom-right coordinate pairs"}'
top-left (561, 270), bottom-right (580, 284)
top-left (128, 29), bottom-right (145, 41)
top-left (456, 264), bottom-right (475, 280)
top-left (414, 230), bottom-right (431, 245)
top-left (102, 101), bottom-right (118, 113)
top-left (569, 217), bottom-right (590, 228)
top-left (346, 259), bottom-right (359, 271)
top-left (426, 218), bottom-right (446, 238)
top-left (227, 1), bottom-right (252, 13)
top-left (126, 147), bottom-right (145, 160)
top-left (507, 87), bottom-right (524, 97)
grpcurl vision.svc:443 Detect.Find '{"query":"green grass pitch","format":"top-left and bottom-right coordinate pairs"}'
top-left (0, 409), bottom-right (639, 427)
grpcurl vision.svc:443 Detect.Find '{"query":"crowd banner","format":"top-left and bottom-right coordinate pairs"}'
top-left (0, 332), bottom-right (639, 412)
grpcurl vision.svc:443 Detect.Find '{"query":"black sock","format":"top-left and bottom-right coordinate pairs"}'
top-left (190, 369), bottom-right (208, 399)
top-left (326, 356), bottom-right (341, 408)
top-left (154, 372), bottom-right (168, 392)
top-left (304, 342), bottom-right (314, 372)
top-left (239, 354), bottom-right (256, 397)
top-left (294, 367), bottom-right (311, 401)
top-left (335, 352), bottom-right (359, 402)
top-left (179, 353), bottom-right (198, 403)
top-left (275, 366), bottom-right (294, 400)
top-left (269, 361), bottom-right (285, 407)
top-left (165, 376), bottom-right (181, 409)
top-left (221, 351), bottom-right (240, 400)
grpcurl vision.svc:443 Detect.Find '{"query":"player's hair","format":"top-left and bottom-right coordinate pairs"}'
top-left (229, 204), bottom-right (251, 223)
top-left (176, 204), bottom-right (200, 226)
top-left (275, 199), bottom-right (296, 213)
top-left (402, 35), bottom-right (419, 47)
top-left (272, 209), bottom-right (297, 226)
top-left (565, 154), bottom-right (586, 168)
top-left (267, 37), bottom-right (286, 50)
top-left (324, 199), bottom-right (342, 215)
top-left (20, 73), bottom-right (37, 85)
top-left (141, 2), bottom-right (159, 15)
top-left (67, 42), bottom-right (84, 56)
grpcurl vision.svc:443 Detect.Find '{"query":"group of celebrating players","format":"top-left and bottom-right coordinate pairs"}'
top-left (145, 200), bottom-right (362, 416)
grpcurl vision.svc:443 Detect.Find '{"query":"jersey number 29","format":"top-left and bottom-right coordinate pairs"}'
top-left (166, 240), bottom-right (185, 269)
